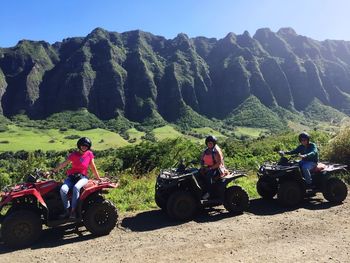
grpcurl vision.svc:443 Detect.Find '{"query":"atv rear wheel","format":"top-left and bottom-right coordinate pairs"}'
top-left (167, 191), bottom-right (197, 221)
top-left (83, 200), bottom-right (118, 236)
top-left (223, 186), bottom-right (249, 213)
top-left (256, 176), bottom-right (278, 199)
top-left (1, 210), bottom-right (42, 248)
top-left (323, 177), bottom-right (348, 203)
top-left (277, 181), bottom-right (303, 207)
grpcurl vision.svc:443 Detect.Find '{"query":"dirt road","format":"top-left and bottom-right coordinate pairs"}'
top-left (1, 194), bottom-right (350, 263)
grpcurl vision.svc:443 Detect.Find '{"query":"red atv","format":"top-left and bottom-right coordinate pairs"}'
top-left (0, 169), bottom-right (118, 248)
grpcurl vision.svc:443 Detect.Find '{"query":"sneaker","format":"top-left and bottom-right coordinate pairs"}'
top-left (59, 210), bottom-right (70, 219)
top-left (202, 192), bottom-right (210, 199)
top-left (69, 211), bottom-right (77, 219)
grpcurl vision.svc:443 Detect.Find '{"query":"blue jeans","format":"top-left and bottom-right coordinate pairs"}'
top-left (299, 160), bottom-right (317, 185)
top-left (60, 175), bottom-right (88, 210)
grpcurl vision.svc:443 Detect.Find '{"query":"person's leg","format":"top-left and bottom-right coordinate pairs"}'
top-left (204, 169), bottom-right (218, 198)
top-left (71, 176), bottom-right (88, 212)
top-left (60, 177), bottom-right (75, 209)
top-left (300, 161), bottom-right (317, 185)
top-left (201, 173), bottom-right (211, 193)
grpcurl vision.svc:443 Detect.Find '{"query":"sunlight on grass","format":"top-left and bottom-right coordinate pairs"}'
top-left (126, 128), bottom-right (145, 143)
top-left (153, 125), bottom-right (183, 140)
top-left (0, 125), bottom-right (128, 151)
top-left (233, 126), bottom-right (268, 138)
top-left (192, 127), bottom-right (226, 138)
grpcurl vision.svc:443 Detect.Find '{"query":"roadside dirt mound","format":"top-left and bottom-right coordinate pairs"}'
top-left (1, 194), bottom-right (350, 263)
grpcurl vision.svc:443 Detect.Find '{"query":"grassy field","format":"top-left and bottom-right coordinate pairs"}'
top-left (232, 126), bottom-right (268, 138)
top-left (0, 125), bottom-right (129, 152)
top-left (153, 125), bottom-right (185, 140)
top-left (191, 127), bottom-right (227, 138)
top-left (126, 128), bottom-right (145, 143)
top-left (0, 124), bottom-right (277, 152)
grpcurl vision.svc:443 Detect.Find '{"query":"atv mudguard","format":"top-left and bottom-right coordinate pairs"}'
top-left (79, 180), bottom-right (118, 201)
top-left (0, 188), bottom-right (47, 210)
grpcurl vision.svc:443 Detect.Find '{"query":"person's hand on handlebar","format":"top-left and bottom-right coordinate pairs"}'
top-left (298, 153), bottom-right (306, 159)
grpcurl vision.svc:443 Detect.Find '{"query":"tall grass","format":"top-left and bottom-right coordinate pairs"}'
top-left (105, 172), bottom-right (158, 212)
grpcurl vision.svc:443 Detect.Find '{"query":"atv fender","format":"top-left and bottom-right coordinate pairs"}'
top-left (0, 188), bottom-right (47, 209)
top-left (80, 181), bottom-right (118, 201)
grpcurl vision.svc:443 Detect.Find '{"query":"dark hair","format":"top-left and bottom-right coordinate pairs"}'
top-left (205, 135), bottom-right (217, 145)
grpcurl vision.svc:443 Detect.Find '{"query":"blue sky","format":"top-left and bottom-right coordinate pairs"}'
top-left (1, 0), bottom-right (350, 47)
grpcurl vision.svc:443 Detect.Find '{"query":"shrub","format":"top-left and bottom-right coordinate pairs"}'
top-left (324, 128), bottom-right (350, 166)
top-left (64, 135), bottom-right (81, 140)
top-left (0, 173), bottom-right (11, 189)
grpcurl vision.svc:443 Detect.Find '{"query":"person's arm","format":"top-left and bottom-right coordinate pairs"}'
top-left (301, 143), bottom-right (318, 158)
top-left (52, 159), bottom-right (71, 173)
top-left (285, 145), bottom-right (301, 155)
top-left (200, 151), bottom-right (205, 166)
top-left (89, 159), bottom-right (101, 180)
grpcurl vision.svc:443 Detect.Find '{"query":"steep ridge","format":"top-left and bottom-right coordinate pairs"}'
top-left (0, 27), bottom-right (350, 123)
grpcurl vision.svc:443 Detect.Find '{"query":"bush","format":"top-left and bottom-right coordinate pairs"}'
top-left (45, 109), bottom-right (105, 130)
top-left (0, 173), bottom-right (11, 189)
top-left (64, 135), bottom-right (81, 140)
top-left (0, 126), bottom-right (8, 132)
top-left (324, 128), bottom-right (350, 166)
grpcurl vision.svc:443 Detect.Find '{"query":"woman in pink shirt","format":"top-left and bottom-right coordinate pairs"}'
top-left (52, 137), bottom-right (101, 219)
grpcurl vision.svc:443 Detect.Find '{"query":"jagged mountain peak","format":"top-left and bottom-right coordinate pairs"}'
top-left (0, 27), bottom-right (349, 125)
top-left (277, 27), bottom-right (297, 37)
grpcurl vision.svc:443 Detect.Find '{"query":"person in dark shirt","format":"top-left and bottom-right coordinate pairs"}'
top-left (280, 132), bottom-right (318, 186)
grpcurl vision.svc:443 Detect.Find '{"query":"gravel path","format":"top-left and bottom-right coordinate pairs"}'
top-left (1, 193), bottom-right (349, 263)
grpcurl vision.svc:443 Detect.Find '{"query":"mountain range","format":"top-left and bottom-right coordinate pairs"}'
top-left (1, 27), bottom-right (350, 127)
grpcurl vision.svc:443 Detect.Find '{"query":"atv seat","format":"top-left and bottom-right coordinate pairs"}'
top-left (83, 180), bottom-right (96, 189)
top-left (311, 163), bottom-right (326, 173)
top-left (213, 172), bottom-right (246, 182)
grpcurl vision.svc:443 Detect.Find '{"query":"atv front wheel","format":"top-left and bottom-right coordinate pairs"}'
top-left (256, 176), bottom-right (278, 199)
top-left (277, 181), bottom-right (303, 207)
top-left (83, 200), bottom-right (118, 236)
top-left (155, 192), bottom-right (167, 211)
top-left (1, 210), bottom-right (42, 248)
top-left (223, 186), bottom-right (249, 213)
top-left (167, 191), bottom-right (197, 221)
top-left (323, 177), bottom-right (348, 203)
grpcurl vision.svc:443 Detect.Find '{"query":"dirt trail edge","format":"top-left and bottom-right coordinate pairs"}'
top-left (1, 194), bottom-right (350, 263)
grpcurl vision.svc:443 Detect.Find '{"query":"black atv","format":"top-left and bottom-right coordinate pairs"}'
top-left (257, 156), bottom-right (348, 206)
top-left (155, 161), bottom-right (249, 221)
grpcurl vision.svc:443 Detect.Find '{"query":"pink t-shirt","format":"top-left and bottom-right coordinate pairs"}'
top-left (66, 150), bottom-right (94, 176)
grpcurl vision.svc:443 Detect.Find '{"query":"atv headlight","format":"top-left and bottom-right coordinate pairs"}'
top-left (258, 166), bottom-right (265, 173)
top-left (159, 171), bottom-right (172, 179)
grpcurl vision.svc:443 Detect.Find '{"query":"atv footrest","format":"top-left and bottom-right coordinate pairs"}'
top-left (47, 217), bottom-right (81, 227)
top-left (200, 198), bottom-right (222, 206)
top-left (305, 189), bottom-right (317, 197)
